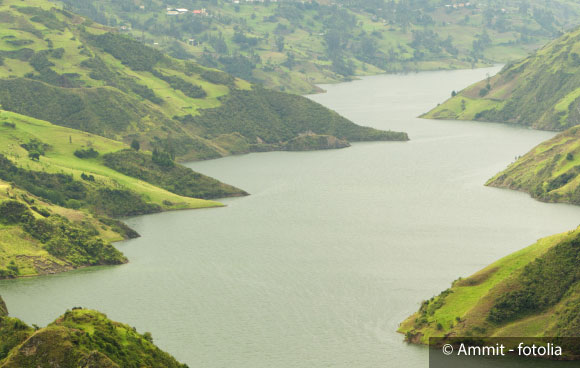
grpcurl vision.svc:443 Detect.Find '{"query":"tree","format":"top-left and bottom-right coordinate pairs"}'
top-left (275, 35), bottom-right (285, 52)
top-left (131, 139), bottom-right (141, 151)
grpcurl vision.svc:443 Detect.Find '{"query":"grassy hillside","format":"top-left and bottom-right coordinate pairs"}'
top-left (0, 110), bottom-right (228, 210)
top-left (423, 26), bottom-right (580, 131)
top-left (399, 227), bottom-right (580, 343)
top-left (0, 193), bottom-right (127, 278)
top-left (0, 300), bottom-right (187, 367)
top-left (0, 0), bottom-right (404, 161)
top-left (59, 0), bottom-right (580, 94)
top-left (487, 125), bottom-right (580, 205)
top-left (0, 108), bottom-right (250, 277)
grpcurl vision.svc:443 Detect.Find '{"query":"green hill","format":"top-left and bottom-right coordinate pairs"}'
top-left (423, 26), bottom-right (580, 131)
top-left (60, 0), bottom-right (580, 94)
top-left (0, 0), bottom-right (405, 161)
top-left (0, 298), bottom-right (188, 368)
top-left (0, 109), bottom-right (247, 277)
top-left (487, 125), bottom-right (580, 205)
top-left (399, 227), bottom-right (580, 343)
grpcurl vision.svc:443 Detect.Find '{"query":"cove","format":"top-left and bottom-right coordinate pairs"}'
top-left (1, 67), bottom-right (579, 368)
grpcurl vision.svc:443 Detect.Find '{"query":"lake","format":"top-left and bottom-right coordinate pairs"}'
top-left (2, 67), bottom-right (579, 367)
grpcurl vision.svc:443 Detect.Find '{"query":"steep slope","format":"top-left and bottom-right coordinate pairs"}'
top-left (423, 27), bottom-right (580, 131)
top-left (487, 125), bottom-right (580, 205)
top-left (61, 0), bottom-right (580, 94)
top-left (399, 227), bottom-right (580, 343)
top-left (0, 0), bottom-right (406, 161)
top-left (0, 300), bottom-right (187, 368)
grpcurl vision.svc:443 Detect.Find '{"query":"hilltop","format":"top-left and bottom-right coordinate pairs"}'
top-left (0, 0), bottom-right (405, 162)
top-left (399, 227), bottom-right (580, 344)
top-left (60, 0), bottom-right (580, 94)
top-left (423, 26), bottom-right (580, 131)
top-left (0, 297), bottom-right (188, 367)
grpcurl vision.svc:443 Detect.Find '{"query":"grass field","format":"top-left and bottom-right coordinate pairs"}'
top-left (0, 111), bottom-right (221, 210)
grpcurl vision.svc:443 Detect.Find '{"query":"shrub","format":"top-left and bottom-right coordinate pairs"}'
top-left (0, 201), bottom-right (33, 225)
top-left (21, 139), bottom-right (49, 155)
top-left (131, 139), bottom-right (140, 151)
top-left (74, 148), bottom-right (99, 159)
top-left (80, 173), bottom-right (95, 182)
top-left (28, 151), bottom-right (40, 161)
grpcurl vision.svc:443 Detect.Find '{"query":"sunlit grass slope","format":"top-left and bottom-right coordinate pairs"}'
top-left (399, 227), bottom-right (580, 343)
top-left (423, 27), bottom-right (580, 132)
top-left (487, 125), bottom-right (580, 206)
top-left (0, 110), bottom-right (221, 210)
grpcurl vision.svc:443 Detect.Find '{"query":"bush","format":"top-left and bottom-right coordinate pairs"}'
top-left (28, 151), bottom-right (40, 161)
top-left (74, 148), bottom-right (99, 159)
top-left (131, 139), bottom-right (140, 151)
top-left (80, 173), bottom-right (95, 182)
top-left (0, 201), bottom-right (33, 225)
top-left (21, 139), bottom-right (49, 155)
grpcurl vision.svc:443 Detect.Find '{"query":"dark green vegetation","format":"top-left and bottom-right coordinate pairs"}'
top-left (0, 0), bottom-right (405, 163)
top-left (177, 86), bottom-right (407, 148)
top-left (399, 227), bottom-right (580, 342)
top-left (0, 298), bottom-right (188, 368)
top-left (487, 126), bottom-right (580, 206)
top-left (488, 233), bottom-right (580, 324)
top-left (0, 199), bottom-right (126, 272)
top-left (61, 0), bottom-right (580, 93)
top-left (424, 26), bottom-right (580, 131)
top-left (103, 149), bottom-right (247, 199)
top-left (0, 154), bottom-right (160, 217)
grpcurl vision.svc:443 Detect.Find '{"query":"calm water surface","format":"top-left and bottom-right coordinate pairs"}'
top-left (2, 67), bottom-right (580, 367)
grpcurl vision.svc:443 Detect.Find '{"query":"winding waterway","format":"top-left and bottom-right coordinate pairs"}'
top-left (2, 67), bottom-right (580, 367)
